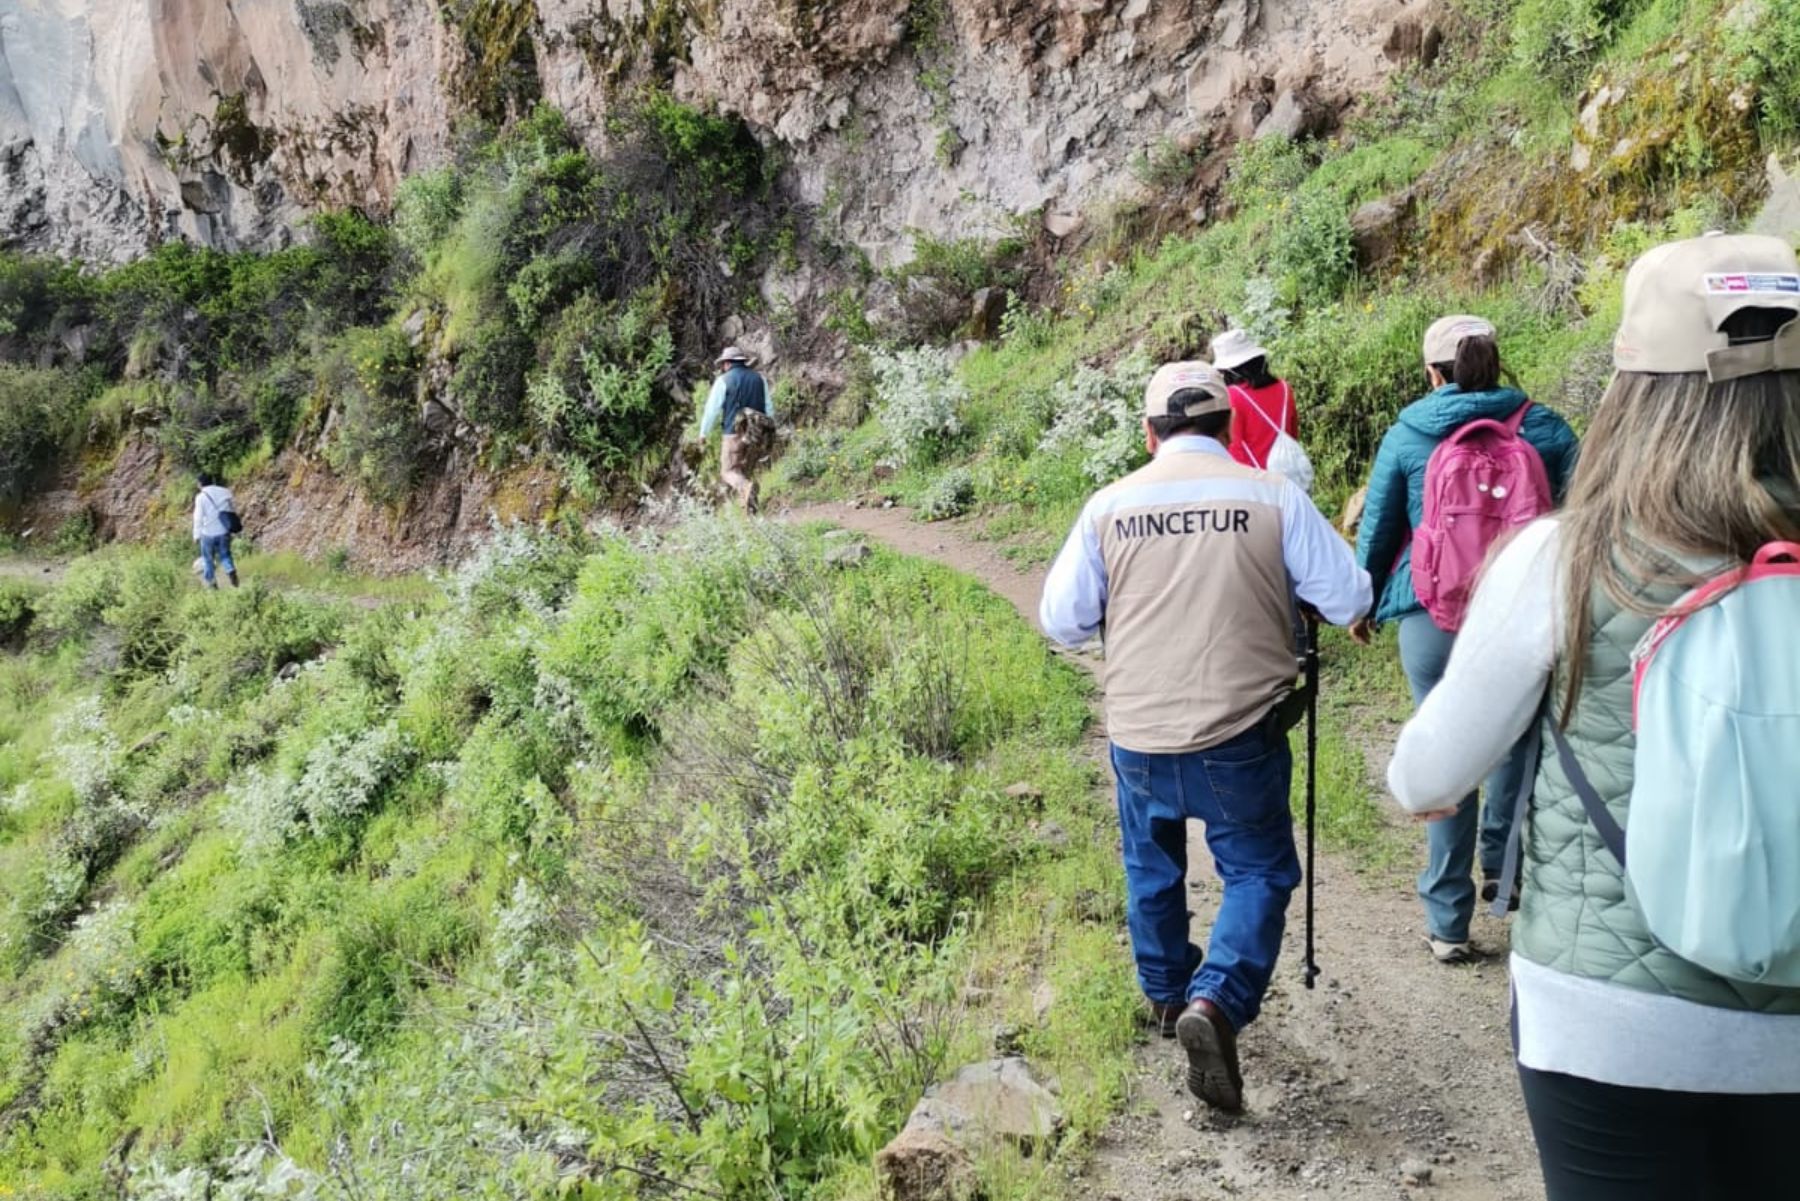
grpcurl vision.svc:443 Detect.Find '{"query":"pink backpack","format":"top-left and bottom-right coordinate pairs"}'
top-left (1411, 403), bottom-right (1552, 632)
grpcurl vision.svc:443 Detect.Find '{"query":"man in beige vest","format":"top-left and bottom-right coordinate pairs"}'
top-left (1040, 360), bottom-right (1371, 1112)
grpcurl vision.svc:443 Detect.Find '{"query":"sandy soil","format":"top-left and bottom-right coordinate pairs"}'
top-left (784, 501), bottom-right (1544, 1201)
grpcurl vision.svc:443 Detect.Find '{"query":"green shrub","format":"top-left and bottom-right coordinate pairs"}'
top-left (0, 579), bottom-right (33, 646)
top-left (1270, 189), bottom-right (1357, 300)
top-left (917, 466), bottom-right (975, 521)
top-left (393, 167), bottom-right (465, 263)
top-left (1130, 136), bottom-right (1205, 190)
top-left (636, 90), bottom-right (765, 196)
top-left (1730, 0), bottom-right (1800, 136)
top-left (323, 326), bottom-right (424, 501)
top-left (1225, 135), bottom-right (1311, 211)
top-left (449, 319), bottom-right (532, 432)
top-left (156, 381), bottom-right (259, 475)
top-left (1511, 0), bottom-right (1646, 83)
top-left (0, 364), bottom-right (90, 501)
top-left (0, 253), bottom-right (99, 363)
top-left (528, 291), bottom-right (674, 476)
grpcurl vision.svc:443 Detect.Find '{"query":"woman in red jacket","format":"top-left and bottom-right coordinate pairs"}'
top-left (1212, 329), bottom-right (1297, 471)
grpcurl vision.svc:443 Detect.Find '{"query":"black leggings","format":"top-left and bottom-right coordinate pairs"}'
top-left (1518, 1064), bottom-right (1800, 1201)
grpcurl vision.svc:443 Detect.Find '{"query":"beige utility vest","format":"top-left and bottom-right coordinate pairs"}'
top-left (1089, 450), bottom-right (1295, 754)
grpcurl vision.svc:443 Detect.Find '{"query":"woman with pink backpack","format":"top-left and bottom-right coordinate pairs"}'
top-left (1353, 315), bottom-right (1578, 964)
top-left (1385, 235), bottom-right (1800, 1199)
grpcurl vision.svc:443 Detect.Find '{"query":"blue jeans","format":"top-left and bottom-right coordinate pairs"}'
top-left (1111, 723), bottom-right (1301, 1032)
top-left (198, 534), bottom-right (235, 584)
top-left (1398, 613), bottom-right (1534, 943)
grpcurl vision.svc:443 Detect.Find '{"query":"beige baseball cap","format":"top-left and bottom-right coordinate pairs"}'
top-left (1144, 361), bottom-right (1231, 418)
top-left (1422, 314), bottom-right (1496, 365)
top-left (1613, 232), bottom-right (1800, 381)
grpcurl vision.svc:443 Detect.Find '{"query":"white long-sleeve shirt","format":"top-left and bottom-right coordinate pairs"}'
top-left (192, 485), bottom-right (236, 540)
top-left (1387, 517), bottom-right (1800, 1093)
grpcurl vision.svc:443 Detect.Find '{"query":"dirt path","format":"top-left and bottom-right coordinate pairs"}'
top-left (785, 502), bottom-right (1542, 1201)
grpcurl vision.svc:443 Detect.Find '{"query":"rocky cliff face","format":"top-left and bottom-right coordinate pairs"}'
top-left (0, 0), bottom-right (1443, 265)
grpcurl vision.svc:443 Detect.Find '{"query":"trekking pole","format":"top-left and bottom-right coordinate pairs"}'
top-left (1302, 617), bottom-right (1322, 990)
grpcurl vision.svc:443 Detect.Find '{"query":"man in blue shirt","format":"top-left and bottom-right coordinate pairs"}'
top-left (699, 346), bottom-right (775, 513)
top-left (1041, 360), bottom-right (1370, 1113)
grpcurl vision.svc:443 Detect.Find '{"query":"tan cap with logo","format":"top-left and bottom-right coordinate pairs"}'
top-left (1422, 315), bottom-right (1496, 365)
top-left (1613, 232), bottom-right (1800, 381)
top-left (1144, 361), bottom-right (1231, 419)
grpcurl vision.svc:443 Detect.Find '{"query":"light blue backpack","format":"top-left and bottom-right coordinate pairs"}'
top-left (1547, 542), bottom-right (1800, 986)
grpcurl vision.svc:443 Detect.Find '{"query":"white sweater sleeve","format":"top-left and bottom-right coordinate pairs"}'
top-left (1387, 519), bottom-right (1564, 813)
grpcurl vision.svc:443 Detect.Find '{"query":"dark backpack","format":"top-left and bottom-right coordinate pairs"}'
top-left (206, 490), bottom-right (243, 535)
top-left (734, 407), bottom-right (777, 464)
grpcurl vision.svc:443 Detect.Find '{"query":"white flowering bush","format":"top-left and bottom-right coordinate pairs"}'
top-left (916, 467), bottom-right (975, 521)
top-left (293, 721), bottom-right (413, 836)
top-left (129, 1144), bottom-right (319, 1201)
top-left (53, 696), bottom-right (120, 806)
top-left (222, 767), bottom-right (300, 858)
top-left (492, 877), bottom-right (552, 977)
top-left (871, 346), bottom-right (966, 466)
top-left (1238, 274), bottom-right (1291, 343)
top-left (1037, 349), bottom-right (1155, 483)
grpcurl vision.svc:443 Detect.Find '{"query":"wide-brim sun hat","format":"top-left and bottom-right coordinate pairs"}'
top-left (1210, 328), bottom-right (1267, 372)
top-left (1613, 231), bottom-right (1800, 381)
top-left (1422, 315), bottom-right (1496, 365)
top-left (716, 346), bottom-right (755, 366)
top-left (1144, 361), bottom-right (1231, 418)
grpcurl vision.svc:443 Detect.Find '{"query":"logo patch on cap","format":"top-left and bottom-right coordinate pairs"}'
top-left (1705, 273), bottom-right (1800, 295)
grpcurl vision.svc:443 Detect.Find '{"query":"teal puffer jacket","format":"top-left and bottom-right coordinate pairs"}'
top-left (1356, 385), bottom-right (1580, 624)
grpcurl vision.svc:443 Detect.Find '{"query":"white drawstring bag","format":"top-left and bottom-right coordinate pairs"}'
top-left (1231, 382), bottom-right (1315, 493)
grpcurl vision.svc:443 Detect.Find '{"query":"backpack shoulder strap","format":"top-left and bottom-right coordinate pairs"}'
top-left (1227, 386), bottom-right (1267, 468)
top-left (1231, 384), bottom-right (1284, 438)
top-left (1490, 688), bottom-right (1548, 918)
top-left (1504, 400), bottom-right (1533, 435)
top-left (1548, 716), bottom-right (1626, 866)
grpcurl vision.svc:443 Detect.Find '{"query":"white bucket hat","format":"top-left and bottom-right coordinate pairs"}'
top-left (1210, 329), bottom-right (1268, 372)
top-left (716, 346), bottom-right (755, 366)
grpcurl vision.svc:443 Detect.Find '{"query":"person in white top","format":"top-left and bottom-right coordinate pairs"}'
top-left (191, 472), bottom-right (239, 589)
top-left (1386, 232), bottom-right (1800, 1200)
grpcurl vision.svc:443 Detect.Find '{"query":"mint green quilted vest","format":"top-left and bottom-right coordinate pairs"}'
top-left (1513, 582), bottom-right (1800, 1014)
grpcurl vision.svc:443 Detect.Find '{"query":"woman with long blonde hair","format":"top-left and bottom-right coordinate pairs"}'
top-left (1387, 232), bottom-right (1800, 1199)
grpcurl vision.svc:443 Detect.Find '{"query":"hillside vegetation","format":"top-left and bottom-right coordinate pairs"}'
top-left (0, 519), bottom-right (1135, 1198)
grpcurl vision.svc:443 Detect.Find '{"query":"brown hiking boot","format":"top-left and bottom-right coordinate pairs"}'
top-left (227, 569), bottom-right (239, 588)
top-left (1143, 999), bottom-right (1184, 1040)
top-left (1176, 998), bottom-right (1244, 1113)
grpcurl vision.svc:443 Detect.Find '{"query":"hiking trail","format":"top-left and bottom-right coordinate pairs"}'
top-left (786, 501), bottom-right (1544, 1201)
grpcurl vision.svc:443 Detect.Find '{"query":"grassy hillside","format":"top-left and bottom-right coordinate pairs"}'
top-left (0, 519), bottom-right (1134, 1198)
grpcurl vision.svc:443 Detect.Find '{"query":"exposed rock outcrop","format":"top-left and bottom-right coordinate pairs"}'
top-left (1, 0), bottom-right (1445, 266)
top-left (874, 1057), bottom-right (1064, 1201)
